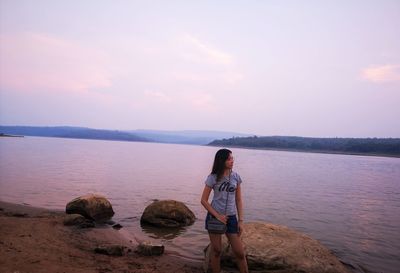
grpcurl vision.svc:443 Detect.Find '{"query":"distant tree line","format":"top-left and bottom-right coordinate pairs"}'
top-left (208, 136), bottom-right (400, 157)
top-left (0, 126), bottom-right (149, 142)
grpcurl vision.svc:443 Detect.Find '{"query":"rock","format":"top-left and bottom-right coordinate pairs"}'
top-left (78, 221), bottom-right (95, 228)
top-left (140, 199), bottom-right (195, 227)
top-left (135, 241), bottom-right (164, 256)
top-left (65, 194), bottom-right (114, 221)
top-left (204, 222), bottom-right (350, 273)
top-left (64, 214), bottom-right (87, 224)
top-left (63, 214), bottom-right (96, 228)
top-left (94, 245), bottom-right (127, 256)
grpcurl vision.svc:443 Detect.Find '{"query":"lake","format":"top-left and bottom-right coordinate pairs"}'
top-left (0, 136), bottom-right (399, 273)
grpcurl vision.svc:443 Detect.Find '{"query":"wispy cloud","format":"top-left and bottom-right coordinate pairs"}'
top-left (144, 90), bottom-right (172, 103)
top-left (169, 34), bottom-right (244, 87)
top-left (0, 32), bottom-right (112, 93)
top-left (180, 34), bottom-right (234, 65)
top-left (361, 64), bottom-right (400, 83)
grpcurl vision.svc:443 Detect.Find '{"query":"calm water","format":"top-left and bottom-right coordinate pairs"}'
top-left (0, 136), bottom-right (399, 273)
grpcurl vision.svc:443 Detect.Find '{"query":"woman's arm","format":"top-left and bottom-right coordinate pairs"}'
top-left (201, 185), bottom-right (227, 224)
top-left (236, 183), bottom-right (244, 236)
top-left (235, 183), bottom-right (244, 222)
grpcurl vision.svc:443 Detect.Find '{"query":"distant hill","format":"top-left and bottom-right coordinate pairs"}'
top-left (129, 129), bottom-right (253, 144)
top-left (0, 126), bottom-right (251, 145)
top-left (0, 126), bottom-right (149, 142)
top-left (208, 135), bottom-right (400, 157)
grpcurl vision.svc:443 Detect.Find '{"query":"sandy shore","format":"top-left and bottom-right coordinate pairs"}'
top-left (0, 200), bottom-right (204, 273)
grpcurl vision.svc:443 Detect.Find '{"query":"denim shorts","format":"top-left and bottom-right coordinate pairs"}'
top-left (205, 212), bottom-right (239, 234)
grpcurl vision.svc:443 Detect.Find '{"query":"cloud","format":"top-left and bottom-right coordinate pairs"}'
top-left (180, 34), bottom-right (233, 65)
top-left (168, 34), bottom-right (244, 87)
top-left (170, 70), bottom-right (244, 86)
top-left (144, 90), bottom-right (172, 103)
top-left (361, 64), bottom-right (400, 83)
top-left (0, 32), bottom-right (112, 93)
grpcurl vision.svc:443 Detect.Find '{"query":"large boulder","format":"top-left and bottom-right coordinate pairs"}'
top-left (204, 222), bottom-right (350, 273)
top-left (66, 194), bottom-right (114, 221)
top-left (140, 199), bottom-right (195, 227)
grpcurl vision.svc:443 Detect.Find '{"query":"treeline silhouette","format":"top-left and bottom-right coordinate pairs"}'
top-left (0, 126), bottom-right (149, 142)
top-left (208, 136), bottom-right (400, 157)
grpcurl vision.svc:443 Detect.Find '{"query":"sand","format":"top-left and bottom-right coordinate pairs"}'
top-left (0, 200), bottom-right (204, 273)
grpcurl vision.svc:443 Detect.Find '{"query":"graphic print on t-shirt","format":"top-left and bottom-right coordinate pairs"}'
top-left (218, 181), bottom-right (236, 192)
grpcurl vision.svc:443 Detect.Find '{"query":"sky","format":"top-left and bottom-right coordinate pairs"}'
top-left (0, 1), bottom-right (399, 138)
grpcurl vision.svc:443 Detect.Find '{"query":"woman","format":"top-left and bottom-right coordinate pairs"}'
top-left (200, 148), bottom-right (249, 273)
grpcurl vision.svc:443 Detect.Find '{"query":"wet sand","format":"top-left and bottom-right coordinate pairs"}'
top-left (0, 200), bottom-right (204, 273)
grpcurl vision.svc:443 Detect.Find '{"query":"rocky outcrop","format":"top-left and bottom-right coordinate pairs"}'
top-left (204, 222), bottom-right (350, 273)
top-left (65, 194), bottom-right (114, 221)
top-left (140, 199), bottom-right (195, 227)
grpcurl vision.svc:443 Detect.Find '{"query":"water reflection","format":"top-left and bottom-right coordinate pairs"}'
top-left (140, 223), bottom-right (188, 240)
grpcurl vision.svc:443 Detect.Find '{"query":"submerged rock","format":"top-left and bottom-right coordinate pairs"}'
top-left (204, 222), bottom-right (350, 273)
top-left (140, 199), bottom-right (195, 227)
top-left (135, 241), bottom-right (164, 256)
top-left (65, 194), bottom-right (114, 221)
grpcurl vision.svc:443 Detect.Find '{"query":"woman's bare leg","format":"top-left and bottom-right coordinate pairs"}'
top-left (208, 232), bottom-right (222, 273)
top-left (226, 233), bottom-right (249, 273)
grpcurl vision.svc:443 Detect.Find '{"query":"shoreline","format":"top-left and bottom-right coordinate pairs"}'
top-left (207, 144), bottom-right (400, 158)
top-left (0, 200), bottom-right (204, 273)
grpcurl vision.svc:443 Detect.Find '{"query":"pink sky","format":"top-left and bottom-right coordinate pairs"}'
top-left (1, 1), bottom-right (399, 137)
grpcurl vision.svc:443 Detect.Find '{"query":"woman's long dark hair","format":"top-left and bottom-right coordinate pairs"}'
top-left (211, 148), bottom-right (232, 182)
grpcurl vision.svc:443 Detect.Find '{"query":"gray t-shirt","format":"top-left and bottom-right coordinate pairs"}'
top-left (204, 170), bottom-right (242, 216)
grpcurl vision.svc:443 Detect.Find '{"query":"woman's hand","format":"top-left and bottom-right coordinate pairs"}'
top-left (238, 221), bottom-right (244, 237)
top-left (216, 214), bottom-right (227, 224)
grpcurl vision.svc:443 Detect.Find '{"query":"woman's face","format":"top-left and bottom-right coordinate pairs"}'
top-left (225, 153), bottom-right (234, 169)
